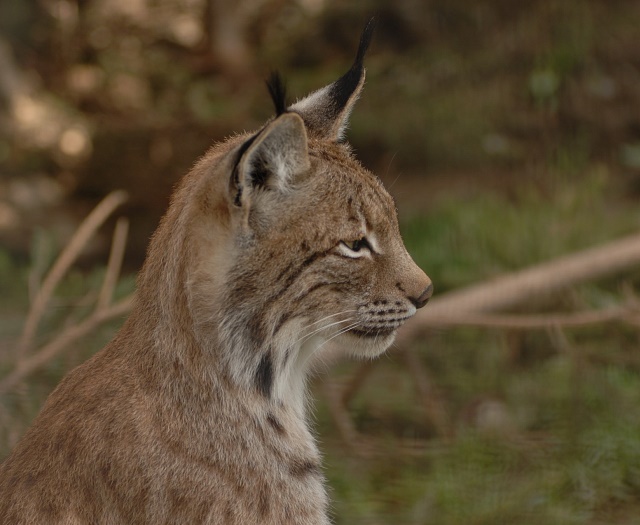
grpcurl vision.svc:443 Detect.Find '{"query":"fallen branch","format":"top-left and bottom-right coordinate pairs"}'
top-left (396, 231), bottom-right (640, 345)
top-left (419, 305), bottom-right (637, 330)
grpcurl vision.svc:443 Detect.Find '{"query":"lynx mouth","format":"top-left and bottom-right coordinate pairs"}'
top-left (349, 312), bottom-right (414, 338)
top-left (350, 326), bottom-right (398, 338)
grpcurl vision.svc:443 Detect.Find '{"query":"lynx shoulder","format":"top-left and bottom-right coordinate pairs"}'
top-left (0, 20), bottom-right (432, 524)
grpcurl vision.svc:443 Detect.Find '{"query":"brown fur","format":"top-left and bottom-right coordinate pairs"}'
top-left (0, 26), bottom-right (431, 524)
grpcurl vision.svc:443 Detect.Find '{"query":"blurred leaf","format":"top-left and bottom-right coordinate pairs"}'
top-left (529, 69), bottom-right (560, 102)
top-left (620, 144), bottom-right (640, 170)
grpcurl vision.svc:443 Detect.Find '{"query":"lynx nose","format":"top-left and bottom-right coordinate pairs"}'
top-left (409, 283), bottom-right (433, 309)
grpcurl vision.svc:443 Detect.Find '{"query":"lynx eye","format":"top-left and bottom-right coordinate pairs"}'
top-left (343, 239), bottom-right (364, 251)
top-left (341, 237), bottom-right (371, 254)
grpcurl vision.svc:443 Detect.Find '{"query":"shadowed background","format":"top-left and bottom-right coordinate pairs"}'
top-left (1, 1), bottom-right (640, 523)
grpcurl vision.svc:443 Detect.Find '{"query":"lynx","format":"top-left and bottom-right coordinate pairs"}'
top-left (0, 20), bottom-right (432, 524)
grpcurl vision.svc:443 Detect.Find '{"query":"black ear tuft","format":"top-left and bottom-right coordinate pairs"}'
top-left (355, 16), bottom-right (377, 68)
top-left (329, 17), bottom-right (376, 112)
top-left (266, 71), bottom-right (287, 116)
top-left (275, 17), bottom-right (376, 141)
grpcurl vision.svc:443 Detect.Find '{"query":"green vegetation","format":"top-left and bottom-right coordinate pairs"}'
top-left (321, 326), bottom-right (640, 524)
top-left (402, 167), bottom-right (639, 292)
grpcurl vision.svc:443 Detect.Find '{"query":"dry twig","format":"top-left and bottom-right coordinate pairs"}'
top-left (97, 217), bottom-right (129, 311)
top-left (0, 296), bottom-right (133, 395)
top-left (402, 349), bottom-right (454, 440)
top-left (321, 381), bottom-right (364, 455)
top-left (1, 192), bottom-right (133, 394)
top-left (16, 191), bottom-right (128, 361)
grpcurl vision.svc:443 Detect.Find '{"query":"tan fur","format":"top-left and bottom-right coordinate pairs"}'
top-left (0, 31), bottom-right (431, 524)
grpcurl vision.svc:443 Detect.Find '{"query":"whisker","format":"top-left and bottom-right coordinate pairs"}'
top-left (302, 310), bottom-right (358, 330)
top-left (295, 316), bottom-right (355, 348)
top-left (295, 310), bottom-right (358, 341)
top-left (297, 321), bottom-right (361, 371)
top-left (385, 152), bottom-right (400, 189)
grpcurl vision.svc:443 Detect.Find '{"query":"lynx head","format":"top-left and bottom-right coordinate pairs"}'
top-left (144, 19), bottom-right (432, 406)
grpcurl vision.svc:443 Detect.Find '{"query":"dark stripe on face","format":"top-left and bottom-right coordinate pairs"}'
top-left (271, 276), bottom-right (354, 339)
top-left (271, 280), bottom-right (328, 336)
top-left (269, 249), bottom-right (331, 304)
top-left (275, 261), bottom-right (296, 284)
top-left (255, 353), bottom-right (274, 398)
top-left (298, 280), bottom-right (331, 300)
top-left (272, 311), bottom-right (294, 339)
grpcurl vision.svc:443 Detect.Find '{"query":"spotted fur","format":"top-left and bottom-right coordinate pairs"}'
top-left (0, 19), bottom-right (432, 524)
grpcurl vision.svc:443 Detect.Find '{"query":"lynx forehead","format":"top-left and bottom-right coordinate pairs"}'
top-left (0, 19), bottom-right (432, 524)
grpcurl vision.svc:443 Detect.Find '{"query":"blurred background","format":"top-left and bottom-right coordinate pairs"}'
top-left (2, 0), bottom-right (640, 523)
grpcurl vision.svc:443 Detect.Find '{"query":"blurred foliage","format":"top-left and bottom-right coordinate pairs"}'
top-left (402, 166), bottom-right (640, 293)
top-left (1, 0), bottom-right (640, 215)
top-left (2, 0), bottom-right (640, 523)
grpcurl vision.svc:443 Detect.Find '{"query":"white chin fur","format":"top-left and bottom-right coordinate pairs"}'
top-left (304, 331), bottom-right (396, 369)
top-left (342, 331), bottom-right (396, 359)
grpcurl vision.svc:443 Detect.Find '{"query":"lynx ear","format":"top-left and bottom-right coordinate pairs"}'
top-left (232, 112), bottom-right (310, 209)
top-left (290, 18), bottom-right (375, 142)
